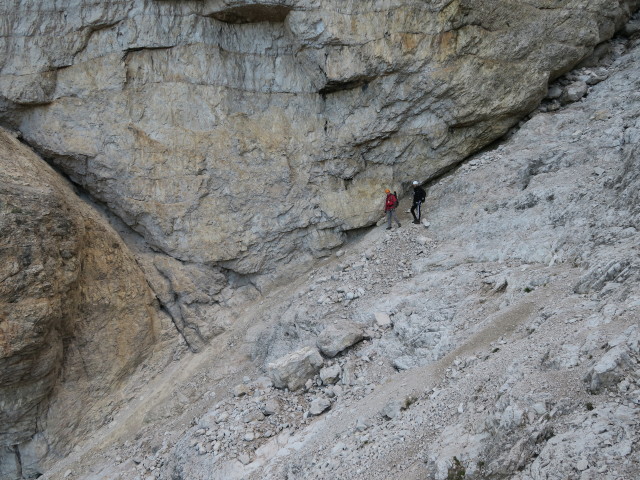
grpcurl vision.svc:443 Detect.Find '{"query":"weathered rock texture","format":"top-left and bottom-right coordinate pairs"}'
top-left (142, 31), bottom-right (640, 480)
top-left (1, 0), bottom-right (638, 290)
top-left (7, 23), bottom-right (640, 480)
top-left (0, 129), bottom-right (161, 478)
top-left (3, 2), bottom-right (640, 478)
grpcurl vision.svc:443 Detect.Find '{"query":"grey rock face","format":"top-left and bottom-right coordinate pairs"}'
top-left (33, 29), bottom-right (640, 480)
top-left (3, 3), bottom-right (640, 480)
top-left (1, 0), bottom-right (637, 288)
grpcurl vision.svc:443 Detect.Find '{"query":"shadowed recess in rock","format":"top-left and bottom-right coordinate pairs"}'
top-left (209, 4), bottom-right (292, 24)
top-left (319, 76), bottom-right (374, 95)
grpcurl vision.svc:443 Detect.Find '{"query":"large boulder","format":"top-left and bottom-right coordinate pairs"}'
top-left (267, 346), bottom-right (324, 390)
top-left (316, 322), bottom-right (364, 357)
top-left (0, 129), bottom-right (161, 473)
top-left (0, 0), bottom-right (637, 286)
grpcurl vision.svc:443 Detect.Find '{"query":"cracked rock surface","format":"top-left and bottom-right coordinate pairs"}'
top-left (1, 0), bottom-right (638, 290)
top-left (25, 29), bottom-right (640, 480)
top-left (0, 129), bottom-right (167, 479)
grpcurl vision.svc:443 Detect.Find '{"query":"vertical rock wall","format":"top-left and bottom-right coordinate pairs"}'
top-left (0, 129), bottom-right (161, 477)
top-left (1, 0), bottom-right (638, 283)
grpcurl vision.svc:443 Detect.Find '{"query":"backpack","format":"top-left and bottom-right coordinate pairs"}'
top-left (386, 192), bottom-right (398, 209)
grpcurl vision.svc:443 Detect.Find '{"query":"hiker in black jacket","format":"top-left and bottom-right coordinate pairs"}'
top-left (410, 180), bottom-right (426, 224)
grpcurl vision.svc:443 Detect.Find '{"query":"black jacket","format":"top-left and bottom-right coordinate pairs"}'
top-left (412, 186), bottom-right (426, 203)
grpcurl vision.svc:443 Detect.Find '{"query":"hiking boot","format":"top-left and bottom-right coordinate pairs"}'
top-left (397, 223), bottom-right (401, 227)
top-left (412, 220), bottom-right (420, 224)
top-left (386, 227), bottom-right (392, 230)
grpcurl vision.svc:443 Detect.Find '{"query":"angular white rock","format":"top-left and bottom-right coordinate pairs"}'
top-left (267, 346), bottom-right (324, 391)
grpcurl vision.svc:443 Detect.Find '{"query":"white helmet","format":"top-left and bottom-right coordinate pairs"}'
top-left (412, 180), bottom-right (419, 185)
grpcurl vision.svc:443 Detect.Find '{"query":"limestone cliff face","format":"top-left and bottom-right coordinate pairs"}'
top-left (0, 129), bottom-right (160, 477)
top-left (1, 2), bottom-right (639, 478)
top-left (1, 0), bottom-right (638, 284)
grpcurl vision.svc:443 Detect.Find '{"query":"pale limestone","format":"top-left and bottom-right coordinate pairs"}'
top-left (267, 346), bottom-right (324, 391)
top-left (1, 0), bottom-right (637, 289)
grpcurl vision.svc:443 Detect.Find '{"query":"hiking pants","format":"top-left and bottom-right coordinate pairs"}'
top-left (411, 201), bottom-right (422, 222)
top-left (386, 209), bottom-right (400, 228)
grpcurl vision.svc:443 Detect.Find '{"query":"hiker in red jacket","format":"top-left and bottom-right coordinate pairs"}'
top-left (384, 189), bottom-right (401, 230)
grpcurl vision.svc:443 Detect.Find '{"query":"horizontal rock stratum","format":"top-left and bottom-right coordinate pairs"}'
top-left (1, 0), bottom-right (638, 282)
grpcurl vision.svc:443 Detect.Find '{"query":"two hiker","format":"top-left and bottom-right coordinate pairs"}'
top-left (383, 181), bottom-right (426, 230)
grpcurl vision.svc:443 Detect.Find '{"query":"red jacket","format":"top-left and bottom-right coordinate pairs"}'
top-left (385, 193), bottom-right (398, 212)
